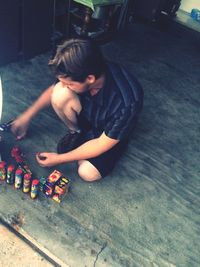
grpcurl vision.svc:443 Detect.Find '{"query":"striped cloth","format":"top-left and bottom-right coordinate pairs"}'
top-left (78, 62), bottom-right (144, 141)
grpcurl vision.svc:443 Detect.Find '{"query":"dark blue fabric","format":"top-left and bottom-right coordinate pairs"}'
top-left (78, 62), bottom-right (143, 141)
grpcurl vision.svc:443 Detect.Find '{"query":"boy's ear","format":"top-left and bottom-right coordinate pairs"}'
top-left (87, 75), bottom-right (96, 84)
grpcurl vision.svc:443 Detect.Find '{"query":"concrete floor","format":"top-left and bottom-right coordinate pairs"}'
top-left (0, 19), bottom-right (200, 267)
top-left (0, 223), bottom-right (53, 267)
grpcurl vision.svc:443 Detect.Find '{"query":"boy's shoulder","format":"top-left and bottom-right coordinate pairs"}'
top-left (106, 61), bottom-right (142, 94)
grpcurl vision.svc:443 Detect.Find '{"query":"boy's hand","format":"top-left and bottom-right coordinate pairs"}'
top-left (11, 114), bottom-right (30, 140)
top-left (36, 152), bottom-right (62, 167)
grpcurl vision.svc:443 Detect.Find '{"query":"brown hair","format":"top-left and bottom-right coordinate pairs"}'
top-left (49, 37), bottom-right (106, 82)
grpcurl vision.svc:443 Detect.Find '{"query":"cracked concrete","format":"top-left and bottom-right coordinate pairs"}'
top-left (93, 242), bottom-right (107, 267)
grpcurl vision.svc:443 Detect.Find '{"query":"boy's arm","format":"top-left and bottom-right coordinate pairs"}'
top-left (36, 132), bottom-right (120, 167)
top-left (61, 132), bottom-right (119, 161)
top-left (19, 84), bottom-right (54, 119)
top-left (11, 84), bottom-right (54, 139)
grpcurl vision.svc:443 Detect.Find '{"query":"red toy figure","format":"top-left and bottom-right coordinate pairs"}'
top-left (11, 146), bottom-right (23, 163)
top-left (11, 146), bottom-right (32, 174)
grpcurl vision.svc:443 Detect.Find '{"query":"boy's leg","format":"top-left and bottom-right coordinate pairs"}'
top-left (77, 140), bottom-right (128, 181)
top-left (78, 160), bottom-right (102, 182)
top-left (51, 82), bottom-right (82, 153)
top-left (51, 82), bottom-right (82, 132)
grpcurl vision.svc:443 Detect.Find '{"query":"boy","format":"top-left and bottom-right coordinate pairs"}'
top-left (11, 38), bottom-right (143, 181)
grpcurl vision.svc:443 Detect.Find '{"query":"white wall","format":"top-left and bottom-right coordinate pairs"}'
top-left (180, 0), bottom-right (200, 13)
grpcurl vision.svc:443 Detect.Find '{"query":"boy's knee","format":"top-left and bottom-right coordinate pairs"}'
top-left (78, 161), bottom-right (102, 182)
top-left (51, 82), bottom-right (71, 107)
top-left (51, 82), bottom-right (81, 112)
top-left (51, 84), bottom-right (65, 109)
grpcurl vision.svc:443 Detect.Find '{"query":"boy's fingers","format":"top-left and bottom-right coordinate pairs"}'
top-left (37, 152), bottom-right (47, 160)
top-left (16, 132), bottom-right (26, 140)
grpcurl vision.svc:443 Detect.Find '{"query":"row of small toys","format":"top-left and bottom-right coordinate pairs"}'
top-left (0, 161), bottom-right (39, 199)
top-left (0, 146), bottom-right (69, 203)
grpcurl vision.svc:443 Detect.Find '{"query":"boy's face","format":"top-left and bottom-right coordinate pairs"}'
top-left (57, 76), bottom-right (94, 94)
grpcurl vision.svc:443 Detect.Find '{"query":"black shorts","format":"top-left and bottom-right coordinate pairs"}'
top-left (79, 135), bottom-right (128, 177)
top-left (77, 115), bottom-right (128, 177)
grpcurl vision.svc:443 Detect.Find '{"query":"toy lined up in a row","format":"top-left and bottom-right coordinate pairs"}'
top-left (0, 161), bottom-right (39, 199)
top-left (0, 146), bottom-right (70, 203)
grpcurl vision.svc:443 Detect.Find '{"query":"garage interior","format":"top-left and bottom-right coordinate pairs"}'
top-left (0, 1), bottom-right (200, 266)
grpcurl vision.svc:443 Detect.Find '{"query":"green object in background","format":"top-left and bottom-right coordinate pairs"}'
top-left (73, 0), bottom-right (124, 10)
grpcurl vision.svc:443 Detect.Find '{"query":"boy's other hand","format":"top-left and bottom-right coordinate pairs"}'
top-left (36, 152), bottom-right (62, 167)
